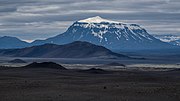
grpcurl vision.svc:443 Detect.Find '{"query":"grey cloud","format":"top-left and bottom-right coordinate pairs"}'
top-left (0, 0), bottom-right (179, 40)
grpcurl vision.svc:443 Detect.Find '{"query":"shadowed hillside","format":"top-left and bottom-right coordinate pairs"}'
top-left (0, 41), bottom-right (129, 59)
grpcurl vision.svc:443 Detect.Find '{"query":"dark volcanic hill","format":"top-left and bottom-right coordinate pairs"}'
top-left (23, 62), bottom-right (67, 70)
top-left (0, 41), bottom-right (128, 59)
top-left (79, 68), bottom-right (110, 74)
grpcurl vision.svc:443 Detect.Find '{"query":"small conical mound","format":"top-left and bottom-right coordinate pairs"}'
top-left (80, 68), bottom-right (109, 74)
top-left (24, 62), bottom-right (67, 70)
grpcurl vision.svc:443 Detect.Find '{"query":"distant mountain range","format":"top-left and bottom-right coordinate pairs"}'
top-left (154, 34), bottom-right (180, 46)
top-left (0, 41), bottom-right (128, 59)
top-left (0, 16), bottom-right (179, 51)
top-left (0, 36), bottom-right (30, 49)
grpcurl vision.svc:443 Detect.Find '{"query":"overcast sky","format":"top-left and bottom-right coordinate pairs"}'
top-left (0, 0), bottom-right (180, 41)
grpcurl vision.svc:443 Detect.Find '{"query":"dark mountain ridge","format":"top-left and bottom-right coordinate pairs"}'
top-left (0, 41), bottom-right (128, 59)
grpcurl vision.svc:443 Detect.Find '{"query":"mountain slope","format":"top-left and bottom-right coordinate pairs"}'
top-left (0, 41), bottom-right (128, 58)
top-left (0, 36), bottom-right (30, 49)
top-left (169, 40), bottom-right (180, 46)
top-left (154, 34), bottom-right (180, 46)
top-left (32, 16), bottom-right (174, 50)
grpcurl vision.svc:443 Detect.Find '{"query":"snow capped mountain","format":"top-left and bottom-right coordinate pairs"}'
top-left (73, 17), bottom-right (154, 41)
top-left (32, 16), bottom-right (175, 50)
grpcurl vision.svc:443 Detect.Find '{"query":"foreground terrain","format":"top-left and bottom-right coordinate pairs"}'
top-left (0, 64), bottom-right (180, 101)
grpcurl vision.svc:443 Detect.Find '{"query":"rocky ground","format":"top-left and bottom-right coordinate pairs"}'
top-left (0, 65), bottom-right (180, 101)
